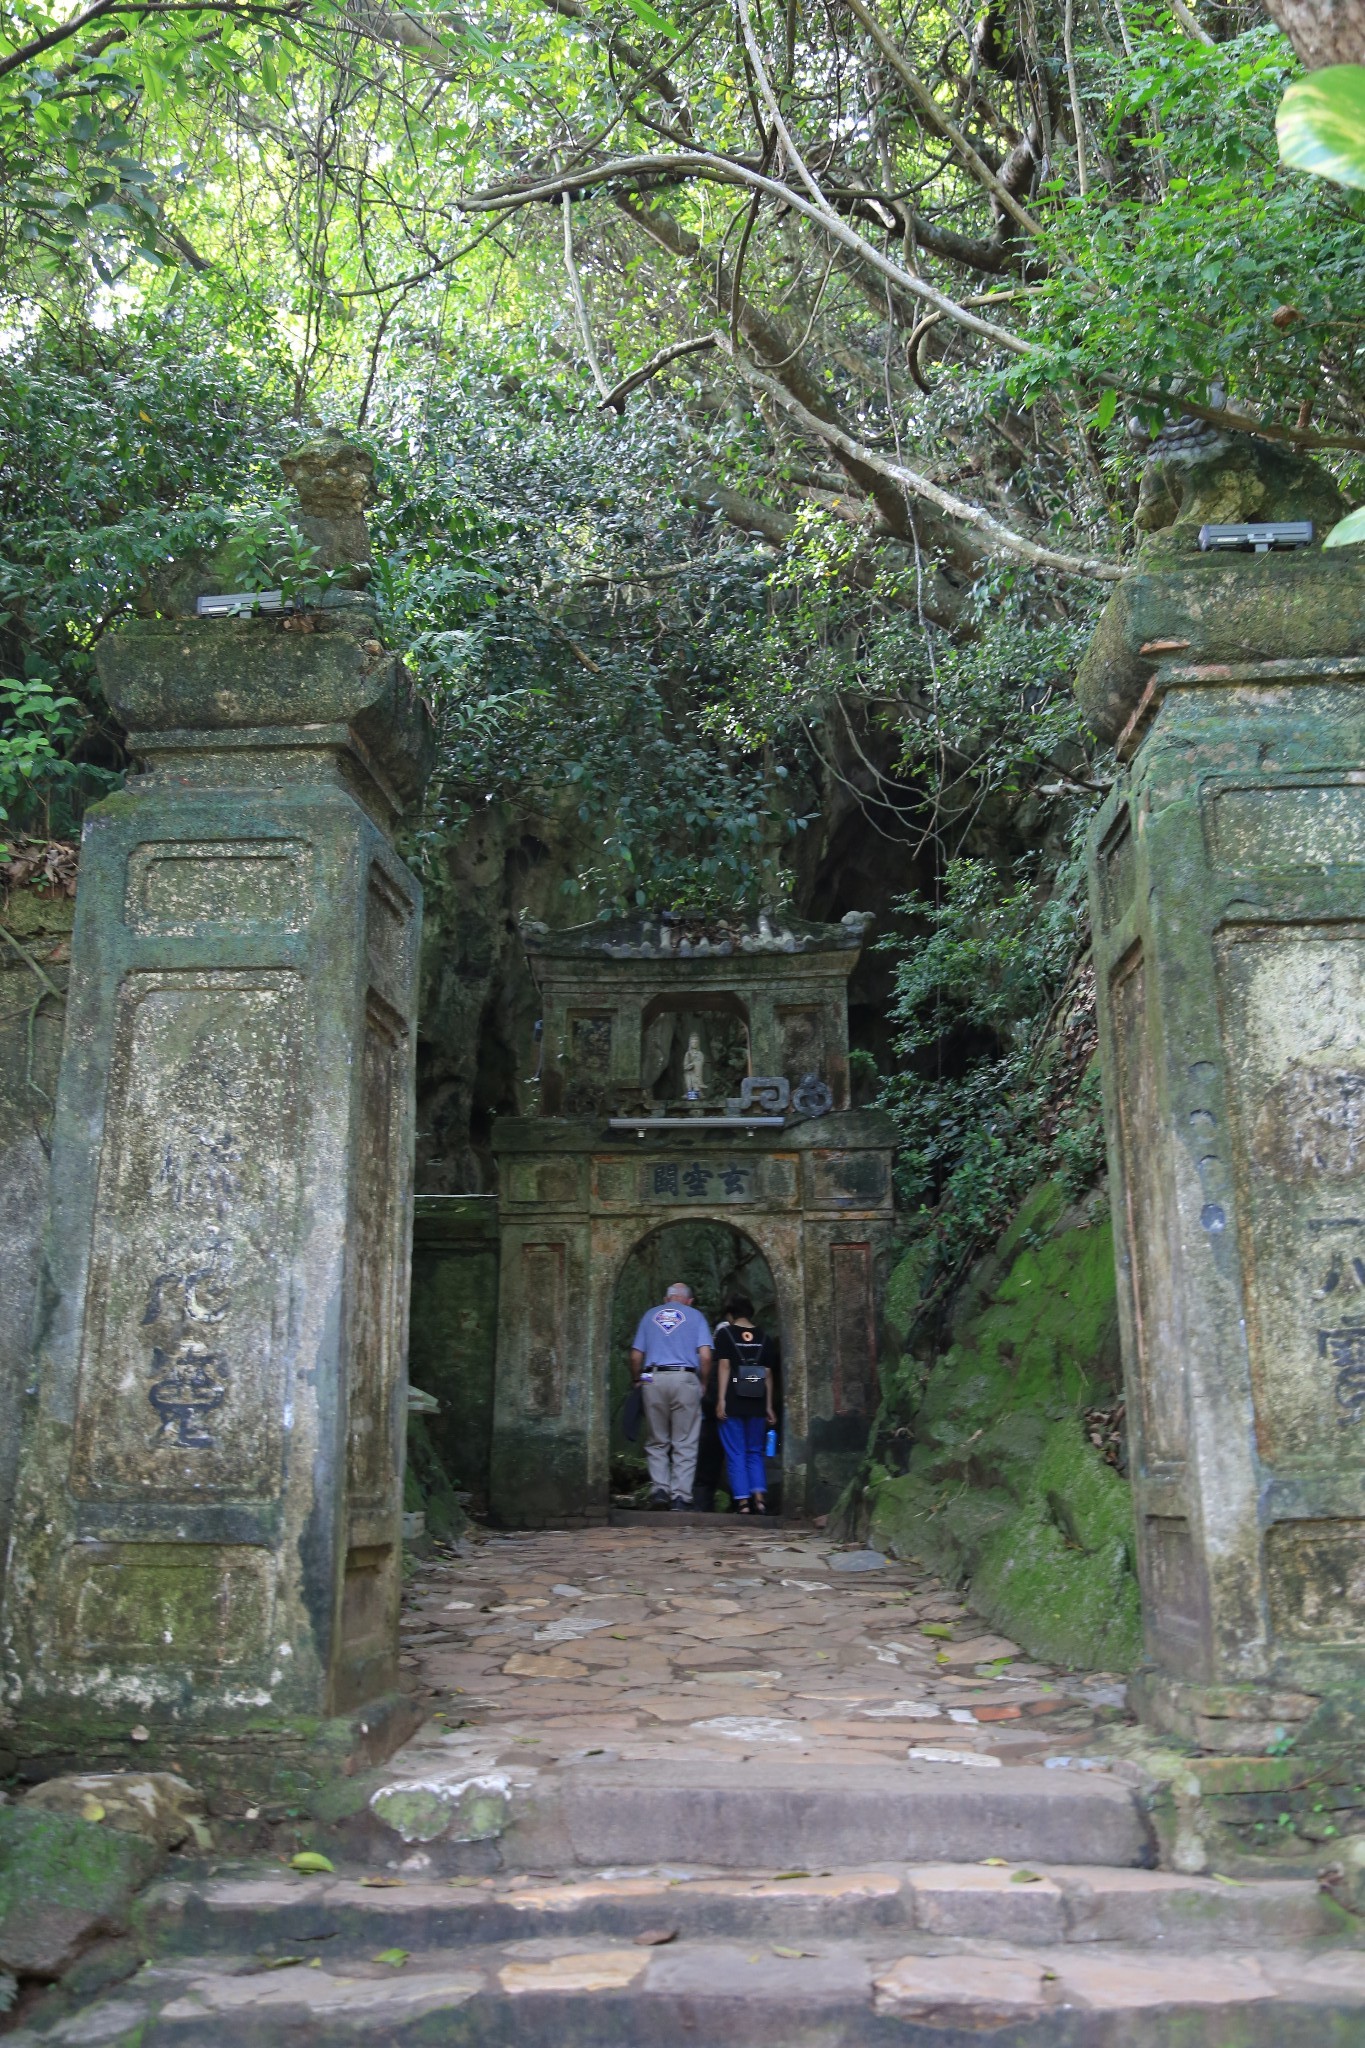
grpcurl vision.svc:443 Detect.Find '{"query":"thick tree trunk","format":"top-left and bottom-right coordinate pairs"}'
top-left (1262, 0), bottom-right (1365, 68)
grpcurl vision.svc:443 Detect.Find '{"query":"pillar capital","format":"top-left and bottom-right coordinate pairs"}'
top-left (96, 606), bottom-right (434, 834)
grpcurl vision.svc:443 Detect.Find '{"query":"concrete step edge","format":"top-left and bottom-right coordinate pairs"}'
top-left (50, 1935), bottom-right (1365, 2047)
top-left (141, 1861), bottom-right (1352, 1955)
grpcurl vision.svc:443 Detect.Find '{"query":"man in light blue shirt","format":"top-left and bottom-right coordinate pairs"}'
top-left (630, 1281), bottom-right (714, 1510)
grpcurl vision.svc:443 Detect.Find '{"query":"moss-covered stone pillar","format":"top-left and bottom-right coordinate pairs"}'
top-left (1, 465), bottom-right (435, 1785)
top-left (1082, 507), bottom-right (1365, 1751)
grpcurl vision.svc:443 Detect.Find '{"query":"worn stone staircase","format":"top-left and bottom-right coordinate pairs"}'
top-left (14, 1761), bottom-right (1365, 2045)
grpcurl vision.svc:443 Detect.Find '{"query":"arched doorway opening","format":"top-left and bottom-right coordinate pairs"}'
top-left (609, 1219), bottom-right (782, 1511)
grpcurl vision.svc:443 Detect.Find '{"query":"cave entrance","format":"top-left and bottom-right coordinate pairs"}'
top-left (609, 1218), bottom-right (781, 1510)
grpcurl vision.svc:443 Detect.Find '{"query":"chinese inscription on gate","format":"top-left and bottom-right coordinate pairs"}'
top-left (648, 1160), bottom-right (754, 1202)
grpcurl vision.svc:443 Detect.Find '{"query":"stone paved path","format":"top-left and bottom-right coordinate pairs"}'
top-left (397, 1524), bottom-right (1132, 1774)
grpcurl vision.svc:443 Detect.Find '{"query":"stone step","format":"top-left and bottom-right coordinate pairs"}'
top-left (344, 1757), bottom-right (1152, 1872)
top-left (27, 1934), bottom-right (1365, 2046)
top-left (143, 1860), bottom-right (1345, 1958)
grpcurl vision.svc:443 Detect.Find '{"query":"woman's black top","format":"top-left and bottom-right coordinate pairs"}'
top-left (715, 1321), bottom-right (776, 1420)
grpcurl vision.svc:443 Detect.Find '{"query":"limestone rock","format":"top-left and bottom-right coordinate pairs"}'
top-left (280, 429), bottom-right (375, 576)
top-left (1318, 1837), bottom-right (1365, 1918)
top-left (1073, 424), bottom-right (1365, 743)
top-left (23, 1772), bottom-right (211, 1852)
top-left (0, 1806), bottom-right (160, 1980)
top-left (1134, 421), bottom-right (1348, 558)
top-left (369, 1773), bottom-right (511, 1845)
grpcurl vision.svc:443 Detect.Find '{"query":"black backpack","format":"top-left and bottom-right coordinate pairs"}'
top-left (727, 1326), bottom-right (769, 1398)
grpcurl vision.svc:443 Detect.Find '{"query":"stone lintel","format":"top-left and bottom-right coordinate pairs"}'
top-left (490, 1108), bottom-right (899, 1154)
top-left (413, 1194), bottom-right (500, 1244)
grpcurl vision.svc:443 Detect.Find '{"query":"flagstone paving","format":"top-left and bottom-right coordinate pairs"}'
top-left (396, 1523), bottom-right (1131, 1773)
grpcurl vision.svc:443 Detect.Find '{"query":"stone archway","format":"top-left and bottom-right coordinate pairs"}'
top-left (487, 911), bottom-right (898, 1527)
top-left (606, 1217), bottom-right (782, 1505)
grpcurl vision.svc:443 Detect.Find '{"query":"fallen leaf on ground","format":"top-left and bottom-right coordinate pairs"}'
top-left (361, 1877), bottom-right (406, 1888)
top-left (1011, 1870), bottom-right (1042, 1885)
top-left (79, 1799), bottom-right (106, 1823)
top-left (259, 1957), bottom-right (305, 1971)
top-left (290, 1852), bottom-right (335, 1874)
top-left (373, 1949), bottom-right (410, 1967)
top-left (921, 1624), bottom-right (954, 1640)
top-left (1212, 1873), bottom-right (1246, 1886)
top-left (772, 1946), bottom-right (816, 1958)
top-left (772, 1870), bottom-right (811, 1880)
top-left (632, 1927), bottom-right (678, 1946)
top-left (981, 1858), bottom-right (1008, 1867)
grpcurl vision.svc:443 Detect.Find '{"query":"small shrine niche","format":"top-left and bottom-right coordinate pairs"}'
top-left (525, 908), bottom-right (867, 1122)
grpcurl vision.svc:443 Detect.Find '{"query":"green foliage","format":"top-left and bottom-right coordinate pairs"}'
top-left (878, 818), bottom-right (1107, 1296)
top-left (1326, 504), bottom-right (1365, 548)
top-left (0, 676), bottom-right (109, 846)
top-left (1021, 26), bottom-right (1365, 441)
top-left (1278, 63), bottom-right (1365, 193)
top-left (373, 366), bottom-right (790, 910)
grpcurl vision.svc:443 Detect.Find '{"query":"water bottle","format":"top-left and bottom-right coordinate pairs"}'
top-left (765, 1425), bottom-right (778, 1460)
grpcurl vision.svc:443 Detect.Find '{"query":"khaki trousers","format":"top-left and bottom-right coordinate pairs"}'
top-left (641, 1370), bottom-right (703, 1500)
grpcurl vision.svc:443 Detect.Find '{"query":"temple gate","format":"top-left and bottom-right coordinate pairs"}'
top-left (488, 911), bottom-right (899, 1522)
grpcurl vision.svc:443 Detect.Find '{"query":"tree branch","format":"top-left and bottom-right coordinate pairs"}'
top-left (841, 0), bottom-right (1047, 240)
top-left (465, 155), bottom-right (1034, 357)
top-left (561, 190), bottom-right (616, 404)
top-left (724, 341), bottom-right (1124, 581)
top-left (598, 333), bottom-right (715, 408)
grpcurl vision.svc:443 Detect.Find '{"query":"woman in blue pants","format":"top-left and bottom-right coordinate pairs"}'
top-left (714, 1293), bottom-right (777, 1514)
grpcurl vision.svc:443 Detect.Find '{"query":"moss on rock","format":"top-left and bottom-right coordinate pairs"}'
top-left (0, 1805), bottom-right (161, 1979)
top-left (868, 1181), bottom-right (1141, 1672)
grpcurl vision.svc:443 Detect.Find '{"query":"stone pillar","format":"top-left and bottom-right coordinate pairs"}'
top-left (1, 479), bottom-right (435, 1786)
top-left (1083, 536), bottom-right (1365, 1750)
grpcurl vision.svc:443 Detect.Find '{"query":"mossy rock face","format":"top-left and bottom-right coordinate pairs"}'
top-left (0, 1805), bottom-right (161, 1979)
top-left (869, 1183), bottom-right (1141, 1672)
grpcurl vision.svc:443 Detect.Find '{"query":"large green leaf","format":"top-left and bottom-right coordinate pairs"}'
top-left (1325, 505), bottom-right (1365, 549)
top-left (1278, 65), bottom-right (1365, 192)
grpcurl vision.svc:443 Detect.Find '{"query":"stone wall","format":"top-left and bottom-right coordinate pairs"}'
top-left (0, 888), bottom-right (72, 1581)
top-left (407, 1195), bottom-right (500, 1515)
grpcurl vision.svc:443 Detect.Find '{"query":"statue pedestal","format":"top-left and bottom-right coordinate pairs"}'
top-left (1, 609), bottom-right (434, 1792)
top-left (1090, 652), bottom-right (1365, 1751)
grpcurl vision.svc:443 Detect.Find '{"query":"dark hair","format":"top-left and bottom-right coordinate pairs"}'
top-left (724, 1293), bottom-right (755, 1321)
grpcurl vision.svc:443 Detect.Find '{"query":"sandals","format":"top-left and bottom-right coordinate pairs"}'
top-left (753, 1496), bottom-right (768, 1514)
top-left (736, 1498), bottom-right (751, 1514)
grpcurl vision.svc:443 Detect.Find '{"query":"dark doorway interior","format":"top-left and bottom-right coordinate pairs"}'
top-left (609, 1219), bottom-right (781, 1511)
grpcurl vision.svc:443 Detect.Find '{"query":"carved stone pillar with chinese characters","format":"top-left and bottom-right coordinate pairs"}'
top-left (1, 478), bottom-right (435, 1786)
top-left (1089, 637), bottom-right (1365, 1751)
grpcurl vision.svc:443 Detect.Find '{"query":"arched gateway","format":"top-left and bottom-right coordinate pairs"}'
top-left (488, 911), bottom-right (898, 1522)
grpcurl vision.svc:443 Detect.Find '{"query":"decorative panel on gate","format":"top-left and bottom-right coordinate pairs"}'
top-left (831, 1241), bottom-right (877, 1416)
top-left (347, 991), bottom-right (409, 1512)
top-left (1216, 927), bottom-right (1365, 1468)
top-left (70, 969), bottom-right (302, 1502)
top-left (521, 1242), bottom-right (567, 1416)
top-left (1112, 949), bottom-right (1188, 1468)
